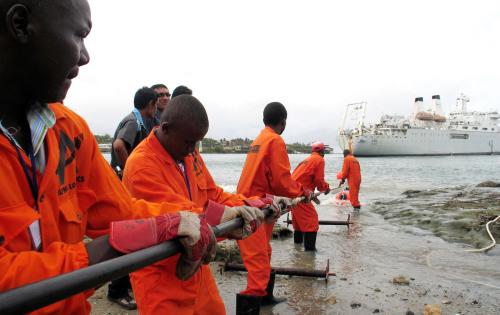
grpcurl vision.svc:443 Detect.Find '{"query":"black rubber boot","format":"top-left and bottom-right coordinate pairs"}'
top-left (293, 230), bottom-right (303, 244)
top-left (261, 271), bottom-right (286, 306)
top-left (303, 232), bottom-right (317, 251)
top-left (236, 294), bottom-right (262, 315)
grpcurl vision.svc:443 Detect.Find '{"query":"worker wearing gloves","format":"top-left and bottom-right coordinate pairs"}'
top-left (291, 142), bottom-right (330, 250)
top-left (236, 102), bottom-right (312, 314)
top-left (0, 1), bottom-right (232, 314)
top-left (122, 95), bottom-right (282, 314)
top-left (338, 149), bottom-right (362, 209)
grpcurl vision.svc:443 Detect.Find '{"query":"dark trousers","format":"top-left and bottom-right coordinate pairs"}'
top-left (108, 275), bottom-right (132, 298)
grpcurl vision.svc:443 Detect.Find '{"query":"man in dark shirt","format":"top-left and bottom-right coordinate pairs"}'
top-left (111, 87), bottom-right (158, 172)
top-left (108, 86), bottom-right (158, 309)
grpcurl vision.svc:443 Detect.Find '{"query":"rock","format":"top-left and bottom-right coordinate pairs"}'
top-left (325, 295), bottom-right (337, 305)
top-left (424, 304), bottom-right (441, 315)
top-left (406, 311), bottom-right (415, 315)
top-left (374, 288), bottom-right (381, 292)
top-left (340, 277), bottom-right (348, 281)
top-left (403, 190), bottom-right (422, 198)
top-left (350, 302), bottom-right (361, 309)
top-left (442, 300), bottom-right (451, 305)
top-left (373, 309), bottom-right (380, 313)
top-left (392, 275), bottom-right (410, 285)
top-left (214, 240), bottom-right (241, 263)
top-left (272, 223), bottom-right (293, 238)
top-left (476, 181), bottom-right (500, 188)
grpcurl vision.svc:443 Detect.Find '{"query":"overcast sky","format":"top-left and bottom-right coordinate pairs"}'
top-left (65, 0), bottom-right (500, 146)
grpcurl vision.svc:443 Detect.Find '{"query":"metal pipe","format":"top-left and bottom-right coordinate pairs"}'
top-left (285, 214), bottom-right (351, 228)
top-left (223, 259), bottom-right (335, 282)
top-left (283, 219), bottom-right (352, 226)
top-left (0, 193), bottom-right (318, 315)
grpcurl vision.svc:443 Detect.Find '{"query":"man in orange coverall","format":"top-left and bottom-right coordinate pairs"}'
top-left (122, 95), bottom-right (282, 315)
top-left (291, 142), bottom-right (330, 251)
top-left (236, 102), bottom-right (313, 313)
top-left (339, 149), bottom-right (362, 209)
top-left (0, 1), bottom-right (258, 314)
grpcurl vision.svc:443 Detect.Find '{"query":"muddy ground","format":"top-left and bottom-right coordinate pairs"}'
top-left (90, 184), bottom-right (500, 314)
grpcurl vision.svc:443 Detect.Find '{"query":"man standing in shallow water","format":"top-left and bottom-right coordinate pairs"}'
top-left (0, 1), bottom-right (256, 314)
top-left (339, 149), bottom-right (362, 209)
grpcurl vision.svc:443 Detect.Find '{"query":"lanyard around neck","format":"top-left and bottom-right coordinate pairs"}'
top-left (132, 108), bottom-right (147, 132)
top-left (9, 136), bottom-right (40, 209)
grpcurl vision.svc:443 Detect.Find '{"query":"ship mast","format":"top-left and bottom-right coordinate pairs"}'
top-left (456, 93), bottom-right (470, 112)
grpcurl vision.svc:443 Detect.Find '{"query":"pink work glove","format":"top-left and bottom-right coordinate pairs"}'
top-left (109, 211), bottom-right (216, 280)
top-left (204, 201), bottom-right (265, 239)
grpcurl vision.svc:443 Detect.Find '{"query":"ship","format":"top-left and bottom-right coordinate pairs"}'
top-left (338, 94), bottom-right (500, 156)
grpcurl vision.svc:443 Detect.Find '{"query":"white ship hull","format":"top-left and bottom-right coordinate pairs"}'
top-left (350, 129), bottom-right (500, 156)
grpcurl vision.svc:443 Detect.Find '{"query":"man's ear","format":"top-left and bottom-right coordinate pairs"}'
top-left (6, 4), bottom-right (32, 44)
top-left (161, 122), bottom-right (169, 134)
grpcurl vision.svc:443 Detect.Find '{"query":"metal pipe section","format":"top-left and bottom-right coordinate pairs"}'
top-left (284, 213), bottom-right (351, 228)
top-left (0, 240), bottom-right (183, 315)
top-left (223, 259), bottom-right (335, 281)
top-left (283, 219), bottom-right (352, 226)
top-left (0, 193), bottom-right (319, 315)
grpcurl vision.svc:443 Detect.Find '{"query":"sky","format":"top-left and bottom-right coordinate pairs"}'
top-left (65, 0), bottom-right (500, 146)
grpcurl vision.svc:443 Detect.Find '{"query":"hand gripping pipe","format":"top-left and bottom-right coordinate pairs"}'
top-left (0, 193), bottom-right (319, 315)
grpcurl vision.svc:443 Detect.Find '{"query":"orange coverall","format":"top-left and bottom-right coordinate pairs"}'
top-left (340, 155), bottom-right (361, 207)
top-left (123, 131), bottom-right (252, 315)
top-left (0, 103), bottom-right (186, 315)
top-left (236, 126), bottom-right (305, 296)
top-left (291, 152), bottom-right (329, 232)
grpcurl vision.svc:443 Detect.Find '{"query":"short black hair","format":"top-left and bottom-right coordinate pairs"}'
top-left (343, 149), bottom-right (351, 156)
top-left (134, 87), bottom-right (158, 110)
top-left (151, 83), bottom-right (167, 90)
top-left (161, 95), bottom-right (209, 131)
top-left (171, 85), bottom-right (193, 98)
top-left (263, 102), bottom-right (287, 126)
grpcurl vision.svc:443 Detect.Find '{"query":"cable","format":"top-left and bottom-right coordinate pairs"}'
top-left (465, 215), bottom-right (500, 253)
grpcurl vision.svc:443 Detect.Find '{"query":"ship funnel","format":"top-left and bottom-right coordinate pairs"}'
top-left (432, 95), bottom-right (442, 115)
top-left (413, 97), bottom-right (423, 115)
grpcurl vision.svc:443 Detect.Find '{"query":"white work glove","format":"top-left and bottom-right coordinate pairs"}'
top-left (302, 190), bottom-right (320, 205)
top-left (222, 205), bottom-right (265, 239)
top-left (204, 201), bottom-right (265, 239)
top-left (268, 195), bottom-right (293, 217)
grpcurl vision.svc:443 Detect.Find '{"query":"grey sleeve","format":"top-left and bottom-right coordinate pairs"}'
top-left (115, 120), bottom-right (138, 149)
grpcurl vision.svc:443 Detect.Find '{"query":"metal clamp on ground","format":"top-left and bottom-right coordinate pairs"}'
top-left (221, 259), bottom-right (335, 282)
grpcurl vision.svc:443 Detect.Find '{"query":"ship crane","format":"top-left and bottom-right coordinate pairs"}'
top-left (338, 101), bottom-right (367, 151)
